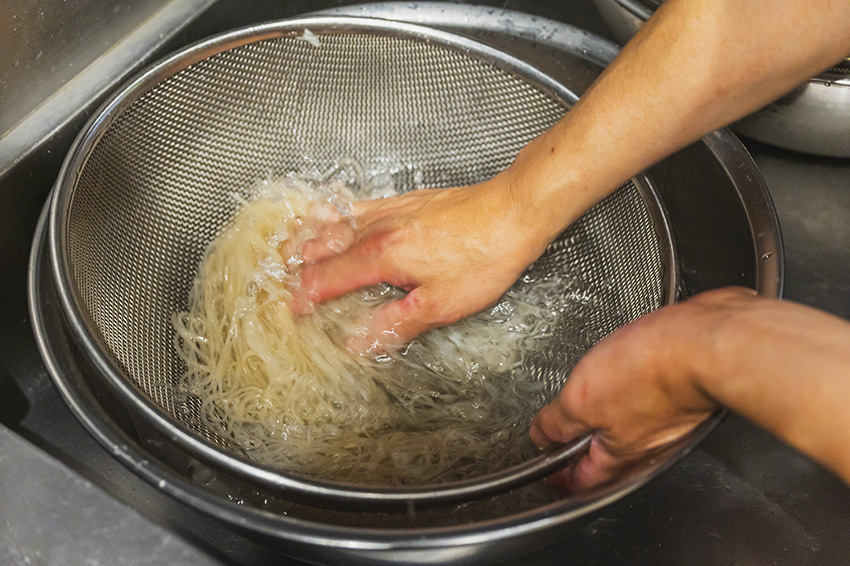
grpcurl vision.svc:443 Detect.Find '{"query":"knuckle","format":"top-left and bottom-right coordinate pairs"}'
top-left (421, 296), bottom-right (462, 329)
top-left (360, 229), bottom-right (397, 257)
top-left (560, 373), bottom-right (590, 415)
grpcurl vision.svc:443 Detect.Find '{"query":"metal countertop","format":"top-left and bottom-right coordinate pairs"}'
top-left (1, 1), bottom-right (849, 564)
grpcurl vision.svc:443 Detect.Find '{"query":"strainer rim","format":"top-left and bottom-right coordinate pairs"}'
top-left (48, 15), bottom-right (662, 509)
top-left (33, 205), bottom-right (721, 545)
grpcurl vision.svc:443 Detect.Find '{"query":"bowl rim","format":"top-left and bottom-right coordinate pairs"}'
top-left (44, 14), bottom-right (633, 511)
top-left (31, 9), bottom-right (782, 551)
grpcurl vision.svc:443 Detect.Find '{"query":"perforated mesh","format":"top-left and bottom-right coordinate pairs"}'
top-left (64, 28), bottom-right (669, 475)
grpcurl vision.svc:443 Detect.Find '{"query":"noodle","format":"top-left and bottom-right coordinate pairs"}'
top-left (172, 170), bottom-right (562, 486)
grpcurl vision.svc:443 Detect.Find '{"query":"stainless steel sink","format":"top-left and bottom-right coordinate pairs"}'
top-left (3, 1), bottom-right (850, 565)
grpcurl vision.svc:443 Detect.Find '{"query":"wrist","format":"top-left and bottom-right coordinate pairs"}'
top-left (647, 289), bottom-right (752, 413)
top-left (665, 288), bottom-right (764, 413)
top-left (496, 135), bottom-right (586, 249)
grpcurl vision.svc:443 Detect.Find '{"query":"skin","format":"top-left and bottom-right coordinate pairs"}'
top-left (530, 288), bottom-right (850, 491)
top-left (296, 0), bottom-right (850, 490)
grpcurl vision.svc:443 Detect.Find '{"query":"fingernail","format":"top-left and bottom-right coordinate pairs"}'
top-left (307, 201), bottom-right (340, 223)
top-left (290, 292), bottom-right (314, 315)
top-left (326, 235), bottom-right (347, 253)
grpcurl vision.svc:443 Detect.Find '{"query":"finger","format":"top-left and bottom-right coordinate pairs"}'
top-left (349, 288), bottom-right (438, 352)
top-left (545, 440), bottom-right (621, 493)
top-left (529, 398), bottom-right (593, 449)
top-left (306, 199), bottom-right (343, 224)
top-left (351, 199), bottom-right (383, 216)
top-left (301, 222), bottom-right (355, 264)
top-left (293, 245), bottom-right (389, 313)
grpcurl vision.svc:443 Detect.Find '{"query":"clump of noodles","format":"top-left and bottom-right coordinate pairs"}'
top-left (172, 170), bottom-right (564, 486)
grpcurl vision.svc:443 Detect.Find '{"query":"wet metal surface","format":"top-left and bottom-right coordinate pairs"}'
top-left (2, 1), bottom-right (850, 565)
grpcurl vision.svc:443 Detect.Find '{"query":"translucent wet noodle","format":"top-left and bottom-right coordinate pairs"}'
top-left (172, 173), bottom-right (563, 485)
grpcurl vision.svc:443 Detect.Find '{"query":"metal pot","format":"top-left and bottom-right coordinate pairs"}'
top-left (592, 0), bottom-right (850, 158)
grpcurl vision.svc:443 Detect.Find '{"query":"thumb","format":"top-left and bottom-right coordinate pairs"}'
top-left (349, 288), bottom-right (441, 353)
top-left (529, 404), bottom-right (615, 493)
top-left (529, 397), bottom-right (593, 449)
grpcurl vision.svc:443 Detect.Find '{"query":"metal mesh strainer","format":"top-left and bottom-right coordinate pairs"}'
top-left (49, 17), bottom-right (675, 508)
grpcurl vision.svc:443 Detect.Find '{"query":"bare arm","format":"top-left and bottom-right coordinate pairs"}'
top-left (296, 0), bottom-right (850, 488)
top-left (530, 288), bottom-right (850, 491)
top-left (298, 0), bottom-right (850, 347)
top-left (504, 0), bottom-right (850, 247)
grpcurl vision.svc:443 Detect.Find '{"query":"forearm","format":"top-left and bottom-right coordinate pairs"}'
top-left (503, 0), bottom-right (850, 245)
top-left (299, 0), bottom-right (850, 352)
top-left (691, 296), bottom-right (850, 483)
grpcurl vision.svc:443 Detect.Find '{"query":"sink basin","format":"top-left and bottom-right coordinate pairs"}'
top-left (8, 2), bottom-right (850, 566)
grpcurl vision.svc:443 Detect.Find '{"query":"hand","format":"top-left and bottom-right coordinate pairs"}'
top-left (295, 174), bottom-right (555, 351)
top-left (529, 287), bottom-right (761, 493)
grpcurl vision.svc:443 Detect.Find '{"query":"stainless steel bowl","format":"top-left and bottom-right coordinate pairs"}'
top-left (29, 6), bottom-right (782, 565)
top-left (733, 60), bottom-right (850, 158)
top-left (592, 0), bottom-right (850, 158)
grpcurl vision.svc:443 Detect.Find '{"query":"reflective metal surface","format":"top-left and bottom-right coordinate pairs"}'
top-left (734, 66), bottom-right (850, 159)
top-left (32, 8), bottom-right (737, 563)
top-left (591, 0), bottom-right (850, 157)
top-left (31, 3), bottom-right (779, 564)
top-left (0, 0), bottom-right (217, 175)
top-left (0, 423), bottom-right (219, 566)
top-left (48, 17), bottom-right (665, 508)
top-left (3, 1), bottom-right (850, 565)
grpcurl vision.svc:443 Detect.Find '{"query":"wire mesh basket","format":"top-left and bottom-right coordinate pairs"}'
top-left (48, 17), bottom-right (676, 509)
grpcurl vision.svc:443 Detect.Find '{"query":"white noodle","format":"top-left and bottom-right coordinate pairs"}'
top-left (173, 171), bottom-right (561, 485)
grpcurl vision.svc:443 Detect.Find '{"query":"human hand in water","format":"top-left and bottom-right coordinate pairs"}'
top-left (295, 173), bottom-right (556, 351)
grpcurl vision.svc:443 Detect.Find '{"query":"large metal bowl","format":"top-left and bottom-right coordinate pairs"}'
top-left (592, 0), bottom-right (850, 158)
top-left (29, 7), bottom-right (782, 566)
